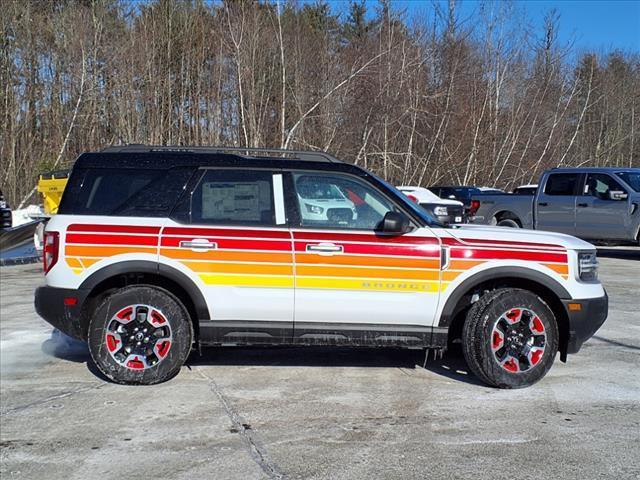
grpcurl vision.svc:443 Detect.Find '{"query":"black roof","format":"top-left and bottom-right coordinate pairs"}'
top-left (73, 144), bottom-right (355, 173)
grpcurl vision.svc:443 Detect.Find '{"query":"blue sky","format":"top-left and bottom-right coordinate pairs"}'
top-left (326, 0), bottom-right (640, 53)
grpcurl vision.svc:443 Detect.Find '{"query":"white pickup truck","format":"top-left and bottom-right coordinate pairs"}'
top-left (470, 167), bottom-right (640, 244)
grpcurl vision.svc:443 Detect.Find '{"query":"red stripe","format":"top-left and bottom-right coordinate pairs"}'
top-left (442, 237), bottom-right (565, 251)
top-left (294, 231), bottom-right (439, 244)
top-left (67, 224), bottom-right (161, 234)
top-left (450, 247), bottom-right (567, 263)
top-left (160, 236), bottom-right (292, 249)
top-left (66, 233), bottom-right (159, 246)
top-left (295, 241), bottom-right (440, 258)
top-left (162, 227), bottom-right (290, 239)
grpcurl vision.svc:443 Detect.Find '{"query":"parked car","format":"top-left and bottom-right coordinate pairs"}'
top-left (428, 186), bottom-right (481, 215)
top-left (470, 167), bottom-right (640, 244)
top-left (35, 145), bottom-right (607, 388)
top-left (0, 189), bottom-right (11, 229)
top-left (397, 186), bottom-right (465, 224)
top-left (296, 174), bottom-right (358, 226)
top-left (513, 184), bottom-right (538, 195)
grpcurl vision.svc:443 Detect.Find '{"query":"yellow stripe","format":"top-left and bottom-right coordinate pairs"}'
top-left (296, 276), bottom-right (440, 293)
top-left (199, 273), bottom-right (294, 288)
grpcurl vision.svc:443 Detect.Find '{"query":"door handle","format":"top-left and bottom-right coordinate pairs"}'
top-left (306, 243), bottom-right (344, 255)
top-left (577, 203), bottom-right (588, 207)
top-left (538, 202), bottom-right (548, 207)
top-left (179, 239), bottom-right (217, 251)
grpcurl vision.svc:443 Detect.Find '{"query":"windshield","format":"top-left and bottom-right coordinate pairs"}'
top-left (615, 171), bottom-right (640, 192)
top-left (373, 176), bottom-right (444, 227)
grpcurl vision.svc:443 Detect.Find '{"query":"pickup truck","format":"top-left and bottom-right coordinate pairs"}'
top-left (470, 167), bottom-right (640, 244)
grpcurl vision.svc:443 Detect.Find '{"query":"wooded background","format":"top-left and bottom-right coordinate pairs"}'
top-left (2, 0), bottom-right (639, 207)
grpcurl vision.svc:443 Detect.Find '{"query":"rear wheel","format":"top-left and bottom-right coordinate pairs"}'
top-left (496, 216), bottom-right (521, 228)
top-left (88, 286), bottom-right (193, 385)
top-left (462, 288), bottom-right (558, 388)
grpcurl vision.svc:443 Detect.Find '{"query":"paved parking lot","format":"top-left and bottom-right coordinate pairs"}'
top-left (1, 251), bottom-right (639, 480)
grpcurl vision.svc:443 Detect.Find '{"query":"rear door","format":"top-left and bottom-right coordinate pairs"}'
top-left (576, 173), bottom-right (630, 240)
top-left (159, 168), bottom-right (294, 343)
top-left (287, 170), bottom-right (442, 344)
top-left (535, 172), bottom-right (580, 235)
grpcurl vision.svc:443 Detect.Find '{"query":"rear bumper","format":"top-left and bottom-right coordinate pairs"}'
top-left (34, 285), bottom-right (90, 340)
top-left (562, 292), bottom-right (608, 354)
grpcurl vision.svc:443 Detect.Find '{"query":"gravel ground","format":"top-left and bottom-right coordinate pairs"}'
top-left (1, 251), bottom-right (639, 480)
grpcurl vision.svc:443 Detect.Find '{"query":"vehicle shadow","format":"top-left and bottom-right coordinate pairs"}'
top-left (41, 330), bottom-right (482, 386)
top-left (596, 246), bottom-right (640, 260)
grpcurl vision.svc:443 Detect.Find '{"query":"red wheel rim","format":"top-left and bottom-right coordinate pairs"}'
top-left (490, 307), bottom-right (547, 373)
top-left (105, 304), bottom-right (173, 370)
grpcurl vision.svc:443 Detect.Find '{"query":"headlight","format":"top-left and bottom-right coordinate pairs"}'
top-left (578, 251), bottom-right (598, 281)
top-left (305, 204), bottom-right (324, 214)
top-left (433, 206), bottom-right (448, 216)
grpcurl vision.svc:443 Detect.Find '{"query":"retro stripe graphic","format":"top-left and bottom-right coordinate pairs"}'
top-left (63, 224), bottom-right (569, 291)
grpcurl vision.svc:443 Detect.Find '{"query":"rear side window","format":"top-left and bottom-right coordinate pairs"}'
top-left (190, 169), bottom-right (275, 226)
top-left (543, 174), bottom-right (579, 196)
top-left (59, 167), bottom-right (194, 216)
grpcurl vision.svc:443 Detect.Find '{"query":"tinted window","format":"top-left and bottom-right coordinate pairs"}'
top-left (191, 169), bottom-right (275, 226)
top-left (543, 174), bottom-right (579, 196)
top-left (585, 174), bottom-right (624, 199)
top-left (293, 172), bottom-right (395, 230)
top-left (615, 172), bottom-right (640, 192)
top-left (59, 168), bottom-right (194, 216)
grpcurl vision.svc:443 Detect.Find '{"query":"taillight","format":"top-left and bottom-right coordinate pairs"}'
top-left (407, 194), bottom-right (419, 203)
top-left (469, 200), bottom-right (481, 216)
top-left (43, 231), bottom-right (59, 274)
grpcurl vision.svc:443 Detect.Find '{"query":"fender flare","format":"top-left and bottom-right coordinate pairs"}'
top-left (78, 260), bottom-right (210, 320)
top-left (438, 266), bottom-right (571, 327)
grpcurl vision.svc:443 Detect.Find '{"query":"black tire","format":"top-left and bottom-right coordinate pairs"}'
top-left (496, 217), bottom-right (521, 228)
top-left (462, 288), bottom-right (558, 389)
top-left (88, 285), bottom-right (193, 385)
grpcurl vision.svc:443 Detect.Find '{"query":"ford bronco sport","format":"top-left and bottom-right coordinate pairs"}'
top-left (35, 146), bottom-right (608, 388)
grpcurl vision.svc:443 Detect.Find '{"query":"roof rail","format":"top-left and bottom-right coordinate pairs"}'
top-left (101, 144), bottom-right (342, 163)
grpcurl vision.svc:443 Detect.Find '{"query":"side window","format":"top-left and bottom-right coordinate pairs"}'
top-left (543, 173), bottom-right (579, 196)
top-left (191, 169), bottom-right (276, 226)
top-left (584, 174), bottom-right (624, 200)
top-left (292, 171), bottom-right (396, 230)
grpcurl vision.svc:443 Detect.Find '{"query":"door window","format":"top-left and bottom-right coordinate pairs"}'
top-left (584, 174), bottom-right (625, 200)
top-left (191, 169), bottom-right (276, 226)
top-left (543, 174), bottom-right (579, 196)
top-left (292, 172), bottom-right (396, 230)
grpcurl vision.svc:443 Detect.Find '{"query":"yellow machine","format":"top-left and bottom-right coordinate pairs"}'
top-left (37, 170), bottom-right (69, 215)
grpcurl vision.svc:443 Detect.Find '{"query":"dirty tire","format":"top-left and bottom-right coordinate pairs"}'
top-left (462, 288), bottom-right (558, 389)
top-left (88, 286), bottom-right (193, 385)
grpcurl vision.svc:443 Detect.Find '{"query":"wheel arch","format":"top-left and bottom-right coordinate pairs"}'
top-left (78, 261), bottom-right (209, 340)
top-left (439, 267), bottom-right (571, 360)
top-left (493, 210), bottom-right (522, 225)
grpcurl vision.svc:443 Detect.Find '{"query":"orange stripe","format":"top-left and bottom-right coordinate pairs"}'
top-left (65, 257), bottom-right (83, 268)
top-left (183, 261), bottom-right (293, 275)
top-left (543, 263), bottom-right (569, 275)
top-left (65, 245), bottom-right (156, 257)
top-left (296, 265), bottom-right (440, 281)
top-left (296, 253), bottom-right (439, 269)
top-left (442, 270), bottom-right (463, 282)
top-left (448, 259), bottom-right (486, 270)
top-left (161, 248), bottom-right (292, 263)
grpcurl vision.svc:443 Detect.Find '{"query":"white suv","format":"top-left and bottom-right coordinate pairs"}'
top-left (35, 146), bottom-right (608, 388)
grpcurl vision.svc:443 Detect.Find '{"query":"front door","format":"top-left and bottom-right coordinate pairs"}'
top-left (159, 168), bottom-right (294, 343)
top-left (576, 173), bottom-right (630, 240)
top-left (287, 170), bottom-right (441, 345)
top-left (535, 172), bottom-right (580, 235)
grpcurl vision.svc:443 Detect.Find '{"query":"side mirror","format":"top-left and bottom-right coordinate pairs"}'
top-left (378, 211), bottom-right (411, 234)
top-left (609, 190), bottom-right (628, 201)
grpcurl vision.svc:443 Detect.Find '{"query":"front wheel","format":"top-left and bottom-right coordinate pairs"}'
top-left (462, 288), bottom-right (558, 388)
top-left (88, 286), bottom-right (193, 385)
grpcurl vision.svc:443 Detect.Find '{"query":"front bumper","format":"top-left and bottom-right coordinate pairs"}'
top-left (562, 292), bottom-right (608, 354)
top-left (35, 285), bottom-right (91, 340)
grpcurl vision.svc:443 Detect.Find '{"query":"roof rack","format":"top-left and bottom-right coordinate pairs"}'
top-left (101, 144), bottom-right (342, 163)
